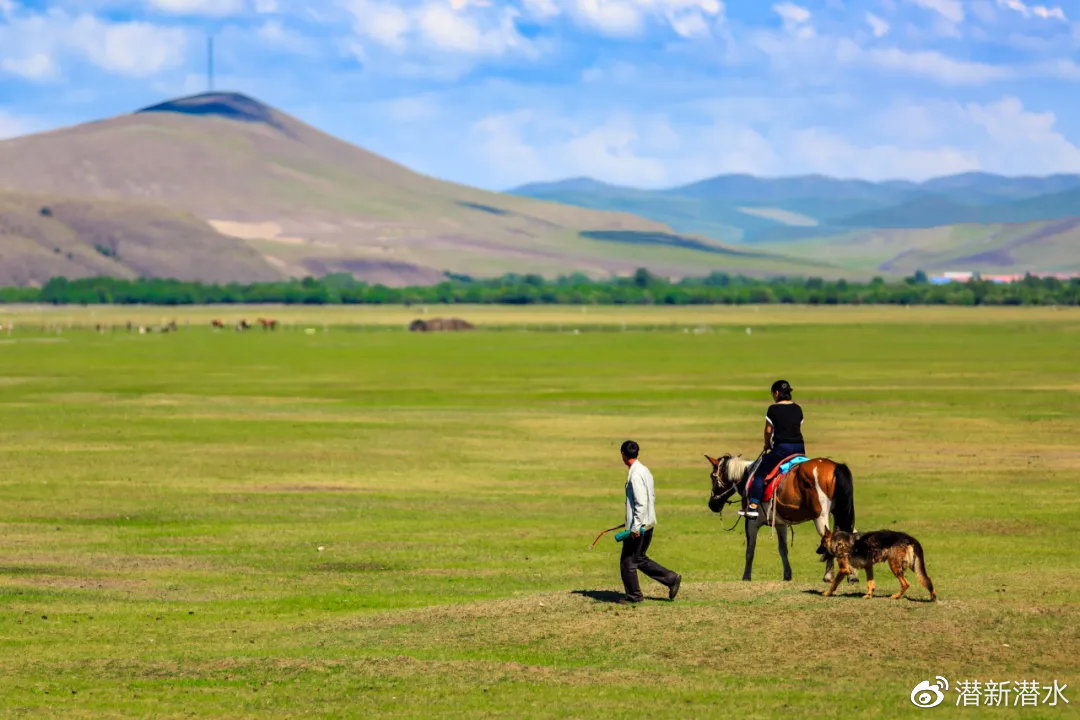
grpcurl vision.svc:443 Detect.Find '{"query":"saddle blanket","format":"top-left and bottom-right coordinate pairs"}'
top-left (747, 455), bottom-right (810, 502)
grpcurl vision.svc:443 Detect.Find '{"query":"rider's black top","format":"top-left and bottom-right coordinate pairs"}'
top-left (766, 402), bottom-right (804, 445)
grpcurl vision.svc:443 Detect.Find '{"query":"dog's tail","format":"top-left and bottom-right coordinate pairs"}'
top-left (910, 540), bottom-right (936, 601)
top-left (831, 462), bottom-right (855, 533)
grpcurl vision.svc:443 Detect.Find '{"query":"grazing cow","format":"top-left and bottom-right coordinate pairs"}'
top-left (257, 317), bottom-right (279, 331)
top-left (409, 317), bottom-right (475, 332)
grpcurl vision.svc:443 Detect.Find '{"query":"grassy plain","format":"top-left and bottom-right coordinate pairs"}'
top-left (0, 305), bottom-right (1078, 718)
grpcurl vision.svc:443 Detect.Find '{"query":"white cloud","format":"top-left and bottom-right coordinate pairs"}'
top-left (70, 16), bottom-right (187, 76)
top-left (472, 110), bottom-right (550, 185)
top-left (570, 0), bottom-right (724, 39)
top-left (418, 3), bottom-right (489, 53)
top-left (148, 0), bottom-right (246, 16)
top-left (254, 0), bottom-right (278, 12)
top-left (859, 46), bottom-right (1014, 85)
top-left (0, 11), bottom-right (187, 81)
top-left (773, 2), bottom-right (810, 25)
top-left (0, 110), bottom-right (38, 139)
top-left (963, 96), bottom-right (1080, 172)
top-left (356, 2), bottom-right (411, 50)
top-left (790, 127), bottom-right (978, 180)
top-left (1, 52), bottom-right (57, 80)
top-left (772, 2), bottom-right (813, 37)
top-left (523, 0), bottom-right (561, 18)
top-left (865, 12), bottom-right (889, 38)
top-left (997, 0), bottom-right (1067, 21)
top-left (347, 0), bottom-right (529, 59)
top-left (574, 0), bottom-right (645, 37)
top-left (908, 0), bottom-right (964, 24)
top-left (0, 0), bottom-right (15, 18)
top-left (256, 19), bottom-right (313, 53)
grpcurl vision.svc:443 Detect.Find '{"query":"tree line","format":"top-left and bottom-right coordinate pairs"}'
top-left (1, 271), bottom-right (1077, 306)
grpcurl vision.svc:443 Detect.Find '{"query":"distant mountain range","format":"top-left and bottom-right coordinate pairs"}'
top-left (0, 92), bottom-right (816, 287)
top-left (511, 173), bottom-right (1080, 240)
top-left (510, 173), bottom-right (1080, 275)
top-left (0, 92), bottom-right (1075, 286)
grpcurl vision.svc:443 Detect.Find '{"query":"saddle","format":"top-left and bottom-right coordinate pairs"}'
top-left (746, 455), bottom-right (810, 502)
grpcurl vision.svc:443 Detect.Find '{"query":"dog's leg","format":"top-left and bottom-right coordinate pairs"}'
top-left (824, 568), bottom-right (844, 597)
top-left (890, 557), bottom-right (909, 599)
top-left (863, 566), bottom-right (875, 599)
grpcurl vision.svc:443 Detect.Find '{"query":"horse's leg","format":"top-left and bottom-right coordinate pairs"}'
top-left (743, 516), bottom-right (757, 581)
top-left (813, 512), bottom-right (834, 583)
top-left (776, 522), bottom-right (792, 581)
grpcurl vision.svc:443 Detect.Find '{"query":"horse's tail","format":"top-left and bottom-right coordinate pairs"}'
top-left (911, 540), bottom-right (937, 601)
top-left (831, 462), bottom-right (855, 532)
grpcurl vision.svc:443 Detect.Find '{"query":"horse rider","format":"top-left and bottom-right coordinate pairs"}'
top-left (741, 380), bottom-right (805, 519)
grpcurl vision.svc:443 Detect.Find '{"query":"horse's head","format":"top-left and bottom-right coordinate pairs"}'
top-left (705, 453), bottom-right (741, 513)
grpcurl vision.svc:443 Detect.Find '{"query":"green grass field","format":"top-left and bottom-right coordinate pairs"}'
top-left (1, 306), bottom-right (1078, 718)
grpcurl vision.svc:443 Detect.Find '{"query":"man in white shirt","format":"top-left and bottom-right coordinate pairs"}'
top-left (619, 440), bottom-right (681, 604)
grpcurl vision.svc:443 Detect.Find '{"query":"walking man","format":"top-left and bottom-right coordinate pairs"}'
top-left (619, 440), bottom-right (681, 604)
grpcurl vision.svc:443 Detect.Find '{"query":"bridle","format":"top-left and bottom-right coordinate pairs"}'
top-left (711, 456), bottom-right (738, 499)
top-left (709, 456), bottom-right (744, 531)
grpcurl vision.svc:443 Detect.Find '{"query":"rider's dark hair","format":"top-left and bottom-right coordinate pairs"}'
top-left (620, 440), bottom-right (639, 458)
top-left (771, 379), bottom-right (793, 401)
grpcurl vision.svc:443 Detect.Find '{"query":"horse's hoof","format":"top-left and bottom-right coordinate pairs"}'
top-left (823, 574), bottom-right (834, 583)
top-left (847, 575), bottom-right (860, 584)
top-left (862, 593), bottom-right (873, 599)
top-left (742, 576), bottom-right (752, 582)
top-left (823, 590), bottom-right (833, 597)
top-left (890, 593), bottom-right (902, 600)
top-left (783, 575), bottom-right (792, 582)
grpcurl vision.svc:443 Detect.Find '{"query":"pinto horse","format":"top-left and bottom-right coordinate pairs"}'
top-left (705, 453), bottom-right (856, 583)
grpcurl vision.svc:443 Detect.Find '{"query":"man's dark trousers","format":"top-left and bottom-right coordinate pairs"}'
top-left (620, 528), bottom-right (678, 601)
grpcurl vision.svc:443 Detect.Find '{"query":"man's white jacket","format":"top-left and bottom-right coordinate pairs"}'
top-left (625, 460), bottom-right (657, 534)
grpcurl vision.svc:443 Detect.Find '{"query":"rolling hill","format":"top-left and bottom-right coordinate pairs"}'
top-left (511, 172), bottom-right (1080, 273)
top-left (0, 190), bottom-right (281, 286)
top-left (0, 93), bottom-right (819, 285)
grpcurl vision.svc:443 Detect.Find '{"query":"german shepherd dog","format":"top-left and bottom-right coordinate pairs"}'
top-left (822, 529), bottom-right (936, 601)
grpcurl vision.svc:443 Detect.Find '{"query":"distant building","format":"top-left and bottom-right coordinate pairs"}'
top-left (930, 271), bottom-right (1079, 285)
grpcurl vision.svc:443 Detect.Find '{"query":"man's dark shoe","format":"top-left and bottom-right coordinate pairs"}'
top-left (669, 574), bottom-right (682, 601)
top-left (618, 596), bottom-right (643, 605)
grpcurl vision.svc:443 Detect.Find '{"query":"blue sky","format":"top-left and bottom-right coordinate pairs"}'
top-left (2, 0), bottom-right (1080, 190)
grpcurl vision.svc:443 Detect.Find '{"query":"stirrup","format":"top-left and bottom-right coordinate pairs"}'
top-left (739, 506), bottom-right (760, 518)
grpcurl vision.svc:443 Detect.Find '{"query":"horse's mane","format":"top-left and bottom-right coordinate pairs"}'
top-left (724, 455), bottom-right (754, 482)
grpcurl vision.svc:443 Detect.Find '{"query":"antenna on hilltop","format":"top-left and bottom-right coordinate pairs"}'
top-left (207, 34), bottom-right (215, 92)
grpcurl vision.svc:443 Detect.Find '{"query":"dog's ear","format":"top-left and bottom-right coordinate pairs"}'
top-left (822, 528), bottom-right (832, 541)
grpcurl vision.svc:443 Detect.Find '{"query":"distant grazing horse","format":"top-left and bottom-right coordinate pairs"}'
top-left (706, 453), bottom-right (856, 583)
top-left (409, 317), bottom-right (475, 332)
top-left (236, 319), bottom-right (252, 332)
top-left (211, 319), bottom-right (226, 329)
top-left (257, 317), bottom-right (279, 331)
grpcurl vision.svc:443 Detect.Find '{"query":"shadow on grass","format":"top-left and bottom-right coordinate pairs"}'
top-left (571, 590), bottom-right (672, 604)
top-left (802, 588), bottom-right (936, 603)
top-left (571, 590), bottom-right (625, 604)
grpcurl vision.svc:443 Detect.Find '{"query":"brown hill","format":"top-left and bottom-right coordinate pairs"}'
top-left (0, 92), bottom-right (820, 284)
top-left (0, 191), bottom-right (280, 287)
